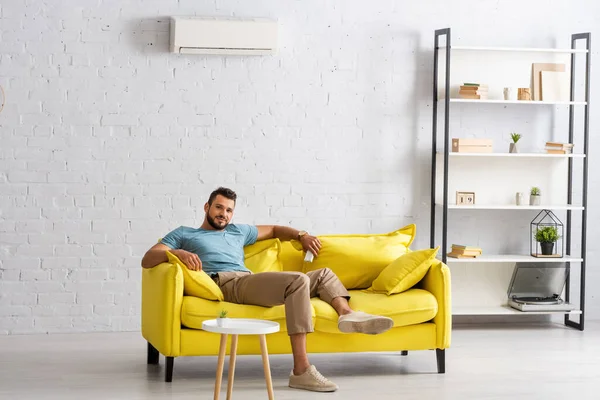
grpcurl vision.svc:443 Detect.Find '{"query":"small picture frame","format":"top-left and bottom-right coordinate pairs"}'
top-left (456, 191), bottom-right (476, 205)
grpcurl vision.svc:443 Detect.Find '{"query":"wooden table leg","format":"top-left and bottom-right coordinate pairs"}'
top-left (214, 334), bottom-right (228, 400)
top-left (226, 334), bottom-right (238, 400)
top-left (259, 334), bottom-right (274, 400)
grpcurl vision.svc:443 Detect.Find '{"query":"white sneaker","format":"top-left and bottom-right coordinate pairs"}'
top-left (338, 311), bottom-right (393, 334)
top-left (289, 365), bottom-right (339, 392)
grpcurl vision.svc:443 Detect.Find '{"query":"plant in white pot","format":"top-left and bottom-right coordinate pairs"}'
top-left (530, 186), bottom-right (541, 205)
top-left (217, 309), bottom-right (228, 327)
top-left (509, 133), bottom-right (522, 153)
top-left (535, 226), bottom-right (560, 255)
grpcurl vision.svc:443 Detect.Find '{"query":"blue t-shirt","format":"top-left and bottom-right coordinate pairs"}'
top-left (161, 224), bottom-right (258, 274)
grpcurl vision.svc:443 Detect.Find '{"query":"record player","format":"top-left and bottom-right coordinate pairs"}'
top-left (507, 262), bottom-right (577, 312)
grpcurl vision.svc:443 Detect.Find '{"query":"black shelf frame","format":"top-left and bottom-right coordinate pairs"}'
top-left (430, 28), bottom-right (590, 331)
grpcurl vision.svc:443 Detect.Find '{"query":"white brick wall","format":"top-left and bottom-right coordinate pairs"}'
top-left (1, 0), bottom-right (599, 334)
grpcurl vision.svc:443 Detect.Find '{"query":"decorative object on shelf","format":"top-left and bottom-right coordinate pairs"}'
top-left (530, 210), bottom-right (563, 258)
top-left (447, 244), bottom-right (482, 258)
top-left (545, 141), bottom-right (573, 154)
top-left (532, 63), bottom-right (566, 100)
top-left (541, 71), bottom-right (569, 101)
top-left (529, 187), bottom-right (541, 206)
top-left (456, 191), bottom-right (475, 205)
top-left (503, 87), bottom-right (517, 101)
top-left (515, 192), bottom-right (525, 206)
top-left (459, 83), bottom-right (488, 100)
top-left (535, 227), bottom-right (561, 255)
top-left (509, 132), bottom-right (522, 153)
top-left (507, 262), bottom-right (575, 312)
top-left (517, 88), bottom-right (532, 101)
top-left (451, 138), bottom-right (493, 153)
top-left (217, 309), bottom-right (228, 327)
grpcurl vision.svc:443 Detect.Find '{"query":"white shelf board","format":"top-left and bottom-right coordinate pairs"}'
top-left (453, 306), bottom-right (582, 316)
top-left (445, 255), bottom-right (583, 263)
top-left (439, 152), bottom-right (585, 158)
top-left (447, 45), bottom-right (588, 54)
top-left (437, 204), bottom-right (584, 211)
top-left (448, 98), bottom-right (587, 105)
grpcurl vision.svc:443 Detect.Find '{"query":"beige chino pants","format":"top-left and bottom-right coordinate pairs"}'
top-left (213, 268), bottom-right (350, 335)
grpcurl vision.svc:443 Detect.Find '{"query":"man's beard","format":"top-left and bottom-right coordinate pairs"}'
top-left (206, 213), bottom-right (228, 230)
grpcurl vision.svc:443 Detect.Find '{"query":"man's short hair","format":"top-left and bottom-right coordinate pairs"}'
top-left (208, 187), bottom-right (237, 206)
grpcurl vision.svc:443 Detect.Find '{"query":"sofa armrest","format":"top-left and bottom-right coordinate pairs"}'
top-left (141, 262), bottom-right (184, 357)
top-left (418, 259), bottom-right (451, 349)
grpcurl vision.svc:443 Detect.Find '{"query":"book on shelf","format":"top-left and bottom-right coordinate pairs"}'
top-left (459, 83), bottom-right (489, 99)
top-left (452, 244), bottom-right (482, 251)
top-left (448, 244), bottom-right (482, 258)
top-left (460, 85), bottom-right (489, 92)
top-left (545, 142), bottom-right (574, 148)
top-left (545, 142), bottom-right (574, 154)
top-left (447, 251), bottom-right (479, 258)
top-left (451, 248), bottom-right (482, 255)
top-left (546, 149), bottom-right (572, 154)
top-left (459, 93), bottom-right (489, 99)
top-left (462, 83), bottom-right (488, 88)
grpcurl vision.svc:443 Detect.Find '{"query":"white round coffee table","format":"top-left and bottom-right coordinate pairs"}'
top-left (202, 318), bottom-right (280, 400)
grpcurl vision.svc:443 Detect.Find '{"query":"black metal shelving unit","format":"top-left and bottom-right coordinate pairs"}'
top-left (430, 28), bottom-right (590, 331)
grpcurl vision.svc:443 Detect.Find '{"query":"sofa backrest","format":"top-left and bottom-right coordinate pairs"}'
top-left (280, 241), bottom-right (304, 272)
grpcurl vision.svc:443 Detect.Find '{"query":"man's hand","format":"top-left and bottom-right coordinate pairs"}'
top-left (172, 249), bottom-right (202, 271)
top-left (300, 234), bottom-right (321, 257)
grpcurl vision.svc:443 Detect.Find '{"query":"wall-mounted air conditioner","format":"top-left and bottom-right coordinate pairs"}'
top-left (170, 16), bottom-right (278, 55)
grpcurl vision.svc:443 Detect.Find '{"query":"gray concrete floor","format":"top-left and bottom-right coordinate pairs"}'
top-left (0, 322), bottom-right (599, 400)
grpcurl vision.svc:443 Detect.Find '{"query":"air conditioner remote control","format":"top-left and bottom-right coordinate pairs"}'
top-left (304, 251), bottom-right (314, 263)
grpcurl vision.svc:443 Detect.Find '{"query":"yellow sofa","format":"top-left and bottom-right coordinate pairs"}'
top-left (142, 236), bottom-right (451, 382)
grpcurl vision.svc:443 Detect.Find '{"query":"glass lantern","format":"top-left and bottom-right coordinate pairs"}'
top-left (530, 209), bottom-right (563, 258)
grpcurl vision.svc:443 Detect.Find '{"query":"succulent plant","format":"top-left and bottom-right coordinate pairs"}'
top-left (535, 226), bottom-right (560, 243)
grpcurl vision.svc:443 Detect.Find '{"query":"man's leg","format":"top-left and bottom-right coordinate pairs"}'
top-left (219, 271), bottom-right (338, 391)
top-left (290, 333), bottom-right (309, 375)
top-left (306, 268), bottom-right (394, 334)
top-left (221, 271), bottom-right (314, 335)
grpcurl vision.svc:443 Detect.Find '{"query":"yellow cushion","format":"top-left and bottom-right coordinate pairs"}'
top-left (302, 224), bottom-right (416, 289)
top-left (181, 296), bottom-right (316, 333)
top-left (243, 239), bottom-right (283, 273)
top-left (311, 288), bottom-right (438, 334)
top-left (166, 251), bottom-right (224, 301)
top-left (369, 247), bottom-right (439, 295)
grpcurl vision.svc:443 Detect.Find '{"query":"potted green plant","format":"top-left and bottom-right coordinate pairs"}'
top-left (217, 309), bottom-right (228, 327)
top-left (529, 186), bottom-right (541, 206)
top-left (509, 133), bottom-right (522, 153)
top-left (535, 226), bottom-right (560, 255)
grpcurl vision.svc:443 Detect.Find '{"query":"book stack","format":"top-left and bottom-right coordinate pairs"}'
top-left (447, 244), bottom-right (483, 258)
top-left (459, 83), bottom-right (488, 100)
top-left (545, 142), bottom-right (574, 154)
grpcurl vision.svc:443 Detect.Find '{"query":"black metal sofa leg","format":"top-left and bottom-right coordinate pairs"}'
top-left (436, 349), bottom-right (445, 373)
top-left (400, 350), bottom-right (408, 356)
top-left (148, 341), bottom-right (174, 382)
top-left (165, 357), bottom-right (174, 382)
top-left (147, 342), bottom-right (159, 365)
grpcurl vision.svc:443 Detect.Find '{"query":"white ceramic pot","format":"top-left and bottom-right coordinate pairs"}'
top-left (530, 195), bottom-right (541, 206)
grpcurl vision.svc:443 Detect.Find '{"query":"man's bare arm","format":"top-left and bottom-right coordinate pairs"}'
top-left (257, 225), bottom-right (298, 241)
top-left (141, 243), bottom-right (202, 271)
top-left (256, 225), bottom-right (322, 256)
